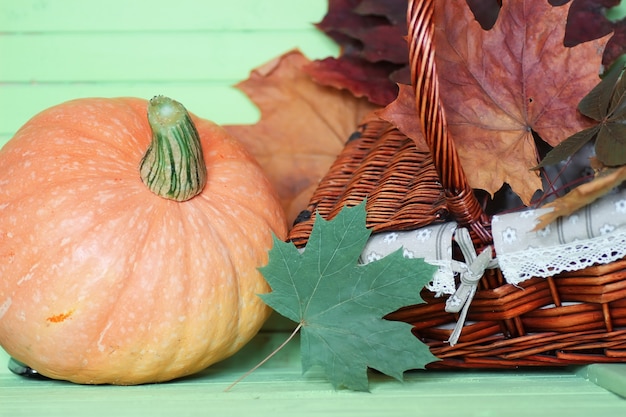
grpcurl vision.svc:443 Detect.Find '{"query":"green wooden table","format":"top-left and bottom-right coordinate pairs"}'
top-left (2, 1), bottom-right (626, 415)
top-left (3, 320), bottom-right (626, 417)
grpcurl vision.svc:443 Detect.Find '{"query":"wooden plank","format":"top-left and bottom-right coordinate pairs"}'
top-left (0, 0), bottom-right (337, 145)
top-left (579, 364), bottom-right (626, 398)
top-left (0, 0), bottom-right (328, 32)
top-left (0, 32), bottom-right (337, 82)
top-left (0, 83), bottom-right (262, 145)
top-left (2, 333), bottom-right (626, 417)
top-left (0, 0), bottom-right (338, 144)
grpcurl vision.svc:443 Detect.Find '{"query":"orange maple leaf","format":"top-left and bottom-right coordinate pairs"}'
top-left (430, 1), bottom-right (610, 204)
top-left (377, 83), bottom-right (430, 153)
top-left (225, 50), bottom-right (378, 225)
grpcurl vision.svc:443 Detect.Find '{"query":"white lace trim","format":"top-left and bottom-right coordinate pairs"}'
top-left (424, 260), bottom-right (457, 296)
top-left (497, 229), bottom-right (626, 285)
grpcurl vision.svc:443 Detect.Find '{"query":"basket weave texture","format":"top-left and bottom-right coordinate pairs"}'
top-left (287, 0), bottom-right (626, 367)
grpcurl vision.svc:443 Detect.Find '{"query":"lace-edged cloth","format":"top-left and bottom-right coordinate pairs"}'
top-left (360, 187), bottom-right (626, 293)
top-left (357, 187), bottom-right (626, 345)
top-left (492, 187), bottom-right (626, 285)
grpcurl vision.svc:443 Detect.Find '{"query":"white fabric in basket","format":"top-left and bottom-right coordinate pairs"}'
top-left (492, 186), bottom-right (626, 285)
top-left (360, 187), bottom-right (626, 293)
top-left (360, 221), bottom-right (458, 296)
top-left (355, 186), bottom-right (626, 345)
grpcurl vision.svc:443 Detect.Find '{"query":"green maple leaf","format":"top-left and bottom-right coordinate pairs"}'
top-left (259, 202), bottom-right (439, 391)
top-left (537, 64), bottom-right (626, 168)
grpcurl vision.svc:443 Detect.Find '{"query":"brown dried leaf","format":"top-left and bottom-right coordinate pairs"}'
top-left (225, 50), bottom-right (379, 225)
top-left (377, 84), bottom-right (431, 154)
top-left (534, 165), bottom-right (626, 229)
top-left (434, 1), bottom-right (610, 204)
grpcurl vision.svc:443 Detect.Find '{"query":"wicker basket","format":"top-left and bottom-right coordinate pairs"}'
top-left (288, 0), bottom-right (626, 368)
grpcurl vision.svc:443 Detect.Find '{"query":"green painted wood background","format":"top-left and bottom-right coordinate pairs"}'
top-left (2, 1), bottom-right (626, 416)
top-left (0, 0), bottom-right (338, 145)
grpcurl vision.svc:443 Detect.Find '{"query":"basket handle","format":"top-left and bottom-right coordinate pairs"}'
top-left (407, 0), bottom-right (491, 244)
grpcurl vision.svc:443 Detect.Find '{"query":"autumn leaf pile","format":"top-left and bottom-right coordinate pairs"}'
top-left (227, 0), bottom-right (624, 219)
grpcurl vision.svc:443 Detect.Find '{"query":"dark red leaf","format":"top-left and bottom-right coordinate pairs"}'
top-left (315, 0), bottom-right (389, 47)
top-left (354, 0), bottom-right (408, 25)
top-left (303, 56), bottom-right (403, 105)
top-left (465, 0), bottom-right (502, 29)
top-left (604, 20), bottom-right (626, 67)
top-left (308, 0), bottom-right (410, 106)
top-left (563, 0), bottom-right (619, 46)
top-left (353, 25), bottom-right (408, 64)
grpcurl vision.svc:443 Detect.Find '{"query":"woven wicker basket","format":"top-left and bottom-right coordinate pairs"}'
top-left (288, 0), bottom-right (626, 368)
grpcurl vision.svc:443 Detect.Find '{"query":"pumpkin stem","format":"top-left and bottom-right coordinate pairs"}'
top-left (140, 96), bottom-right (207, 201)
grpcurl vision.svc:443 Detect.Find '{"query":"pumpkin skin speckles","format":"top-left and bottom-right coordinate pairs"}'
top-left (0, 97), bottom-right (287, 385)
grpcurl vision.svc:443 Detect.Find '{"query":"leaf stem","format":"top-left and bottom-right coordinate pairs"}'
top-left (224, 322), bottom-right (302, 392)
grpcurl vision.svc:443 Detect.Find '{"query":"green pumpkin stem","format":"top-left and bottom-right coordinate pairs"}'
top-left (141, 96), bottom-right (207, 201)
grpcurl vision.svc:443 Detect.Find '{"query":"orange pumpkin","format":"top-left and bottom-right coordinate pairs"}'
top-left (0, 96), bottom-right (287, 384)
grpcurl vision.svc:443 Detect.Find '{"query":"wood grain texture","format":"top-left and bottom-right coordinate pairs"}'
top-left (0, 0), bottom-right (338, 143)
top-left (0, 0), bottom-right (327, 31)
top-left (2, 332), bottom-right (626, 417)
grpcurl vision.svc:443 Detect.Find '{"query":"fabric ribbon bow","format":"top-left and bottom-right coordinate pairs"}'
top-left (445, 227), bottom-right (495, 346)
